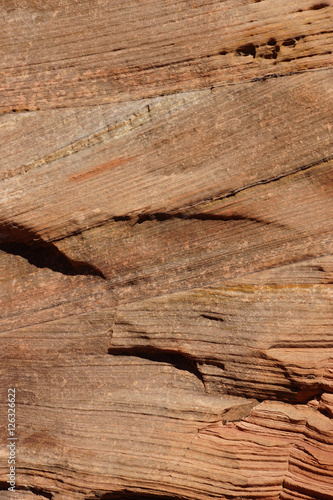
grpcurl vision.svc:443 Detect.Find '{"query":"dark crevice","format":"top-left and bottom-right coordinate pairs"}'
top-left (309, 2), bottom-right (330, 9)
top-left (186, 213), bottom-right (265, 223)
top-left (318, 29), bottom-right (333, 35)
top-left (293, 385), bottom-right (324, 403)
top-left (12, 108), bottom-right (31, 113)
top-left (0, 483), bottom-right (53, 499)
top-left (204, 154), bottom-right (333, 205)
top-left (108, 345), bottom-right (206, 388)
top-left (136, 212), bottom-right (175, 224)
top-left (267, 37), bottom-right (277, 46)
top-left (251, 71), bottom-right (298, 82)
top-left (0, 222), bottom-right (106, 279)
top-left (112, 215), bottom-right (133, 222)
top-left (28, 487), bottom-right (53, 499)
top-left (135, 211), bottom-right (267, 226)
top-left (263, 51), bottom-right (279, 60)
top-left (262, 44), bottom-right (280, 60)
top-left (1, 108), bottom-right (34, 115)
top-left (0, 241), bottom-right (106, 278)
top-left (282, 38), bottom-right (296, 46)
top-left (236, 43), bottom-right (257, 58)
top-left (318, 406), bottom-right (333, 419)
top-left (200, 313), bottom-right (225, 322)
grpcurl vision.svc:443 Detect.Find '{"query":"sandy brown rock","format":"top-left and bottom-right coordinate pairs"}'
top-left (111, 285), bottom-right (333, 402)
top-left (1, 70), bottom-right (333, 244)
top-left (194, 401), bottom-right (333, 500)
top-left (0, 1), bottom-right (332, 499)
top-left (0, 257), bottom-right (259, 499)
top-left (0, 0), bottom-right (333, 111)
top-left (53, 157), bottom-right (333, 300)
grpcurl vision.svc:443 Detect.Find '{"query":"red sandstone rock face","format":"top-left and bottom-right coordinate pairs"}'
top-left (0, 1), bottom-right (333, 499)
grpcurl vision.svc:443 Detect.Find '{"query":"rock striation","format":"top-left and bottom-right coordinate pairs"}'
top-left (0, 0), bottom-right (332, 499)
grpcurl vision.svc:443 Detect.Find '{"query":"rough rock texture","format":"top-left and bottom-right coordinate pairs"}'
top-left (0, 1), bottom-right (332, 499)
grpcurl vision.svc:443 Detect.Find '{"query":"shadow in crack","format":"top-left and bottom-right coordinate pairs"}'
top-left (0, 222), bottom-right (106, 279)
top-left (108, 346), bottom-right (205, 387)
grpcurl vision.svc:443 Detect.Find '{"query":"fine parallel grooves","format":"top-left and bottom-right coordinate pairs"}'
top-left (0, 104), bottom-right (153, 181)
top-left (187, 154), bottom-right (333, 211)
top-left (1, 66), bottom-right (332, 117)
top-left (49, 152), bottom-right (332, 244)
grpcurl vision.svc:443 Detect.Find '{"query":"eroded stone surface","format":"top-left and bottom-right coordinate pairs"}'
top-left (0, 1), bottom-right (332, 499)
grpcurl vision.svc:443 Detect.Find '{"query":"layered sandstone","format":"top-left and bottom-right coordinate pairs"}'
top-left (0, 1), bottom-right (332, 499)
